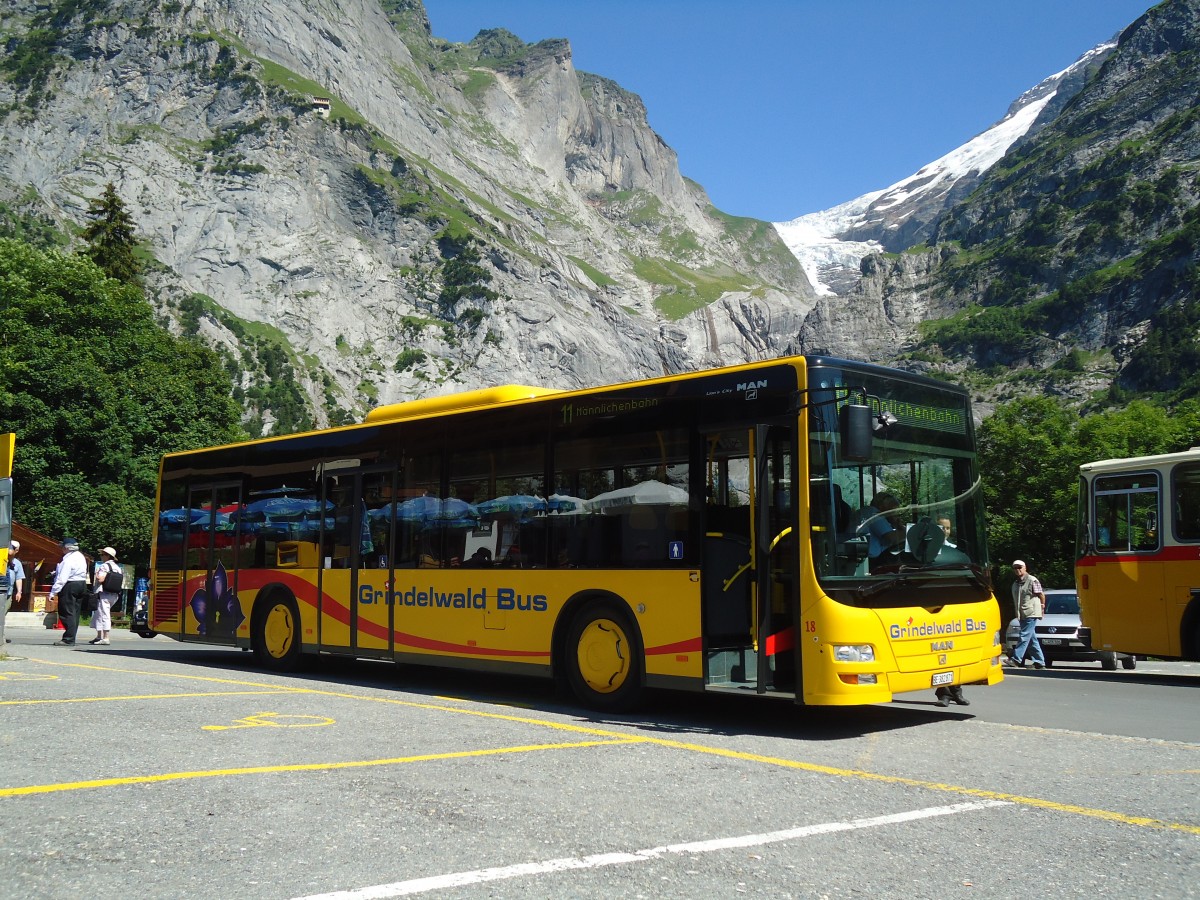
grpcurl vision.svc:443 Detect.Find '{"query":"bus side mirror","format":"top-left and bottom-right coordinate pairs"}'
top-left (840, 405), bottom-right (873, 462)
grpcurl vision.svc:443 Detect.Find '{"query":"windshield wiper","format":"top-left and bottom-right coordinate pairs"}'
top-left (912, 562), bottom-right (992, 591)
top-left (855, 572), bottom-right (928, 600)
top-left (854, 563), bottom-right (991, 601)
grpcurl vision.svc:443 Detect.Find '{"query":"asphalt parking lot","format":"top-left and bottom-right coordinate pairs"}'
top-left (2, 623), bottom-right (1198, 899)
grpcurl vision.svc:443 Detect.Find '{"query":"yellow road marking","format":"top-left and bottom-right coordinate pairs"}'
top-left (12, 658), bottom-right (1198, 835)
top-left (0, 740), bottom-right (639, 797)
top-left (636, 738), bottom-right (1200, 836)
top-left (0, 691), bottom-right (295, 706)
top-left (203, 712), bottom-right (335, 730)
top-left (27, 657), bottom-right (313, 691)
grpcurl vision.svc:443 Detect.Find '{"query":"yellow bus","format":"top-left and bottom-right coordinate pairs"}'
top-left (1076, 447), bottom-right (1200, 661)
top-left (142, 356), bottom-right (1003, 709)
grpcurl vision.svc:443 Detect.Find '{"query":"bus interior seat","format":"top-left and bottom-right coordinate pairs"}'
top-left (463, 525), bottom-right (498, 561)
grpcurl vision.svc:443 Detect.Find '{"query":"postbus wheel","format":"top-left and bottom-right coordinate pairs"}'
top-left (252, 594), bottom-right (303, 671)
top-left (565, 601), bottom-right (642, 711)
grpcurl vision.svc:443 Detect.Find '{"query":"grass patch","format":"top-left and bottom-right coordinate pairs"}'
top-left (631, 256), bottom-right (754, 320)
top-left (568, 255), bottom-right (616, 288)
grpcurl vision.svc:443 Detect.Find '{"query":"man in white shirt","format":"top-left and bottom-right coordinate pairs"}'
top-left (49, 538), bottom-right (89, 646)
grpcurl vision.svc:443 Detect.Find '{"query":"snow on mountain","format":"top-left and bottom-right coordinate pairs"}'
top-left (774, 41), bottom-right (1117, 296)
top-left (772, 193), bottom-right (884, 297)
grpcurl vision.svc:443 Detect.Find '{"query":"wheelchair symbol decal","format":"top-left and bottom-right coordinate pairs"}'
top-left (202, 712), bottom-right (335, 731)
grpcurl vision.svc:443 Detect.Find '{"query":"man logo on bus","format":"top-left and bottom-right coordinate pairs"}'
top-left (738, 379), bottom-right (766, 399)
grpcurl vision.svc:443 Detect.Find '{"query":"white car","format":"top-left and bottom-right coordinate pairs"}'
top-left (1004, 588), bottom-right (1136, 670)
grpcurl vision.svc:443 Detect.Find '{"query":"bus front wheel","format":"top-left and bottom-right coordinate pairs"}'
top-left (566, 602), bottom-right (642, 711)
top-left (253, 595), bottom-right (303, 672)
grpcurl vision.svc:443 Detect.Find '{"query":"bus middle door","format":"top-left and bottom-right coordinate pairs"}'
top-left (321, 466), bottom-right (394, 656)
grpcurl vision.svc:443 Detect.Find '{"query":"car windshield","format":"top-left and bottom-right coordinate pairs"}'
top-left (1045, 593), bottom-right (1079, 615)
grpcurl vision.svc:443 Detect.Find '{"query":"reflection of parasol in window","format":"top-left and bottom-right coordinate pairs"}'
top-left (585, 480), bottom-right (689, 512)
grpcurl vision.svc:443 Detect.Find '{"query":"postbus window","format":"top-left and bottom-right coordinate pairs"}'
top-left (448, 420), bottom-right (546, 569)
top-left (1172, 463), bottom-right (1200, 542)
top-left (156, 481), bottom-right (188, 572)
top-left (553, 428), bottom-right (690, 567)
top-left (237, 473), bottom-right (322, 570)
top-left (396, 432), bottom-right (442, 569)
top-left (1094, 472), bottom-right (1160, 552)
top-left (362, 470), bottom-right (396, 569)
top-left (321, 471), bottom-right (359, 570)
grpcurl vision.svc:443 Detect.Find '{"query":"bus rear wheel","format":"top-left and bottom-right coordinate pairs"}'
top-left (253, 595), bottom-right (303, 671)
top-left (566, 602), bottom-right (642, 711)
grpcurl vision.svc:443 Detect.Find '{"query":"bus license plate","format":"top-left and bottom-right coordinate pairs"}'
top-left (1041, 638), bottom-right (1062, 645)
top-left (931, 671), bottom-right (953, 686)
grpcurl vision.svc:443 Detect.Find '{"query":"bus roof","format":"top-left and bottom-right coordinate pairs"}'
top-left (162, 355), bottom-right (968, 462)
top-left (364, 385), bottom-right (563, 423)
top-left (1081, 446), bottom-right (1200, 474)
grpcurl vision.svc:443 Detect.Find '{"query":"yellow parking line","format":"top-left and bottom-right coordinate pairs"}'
top-left (0, 740), bottom-right (639, 797)
top-left (27, 657), bottom-right (314, 691)
top-left (0, 691), bottom-right (295, 706)
top-left (636, 738), bottom-right (1200, 836)
top-left (14, 662), bottom-right (1197, 834)
top-left (300, 690), bottom-right (1200, 836)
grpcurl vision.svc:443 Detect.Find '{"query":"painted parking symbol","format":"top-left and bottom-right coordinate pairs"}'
top-left (202, 712), bottom-right (335, 731)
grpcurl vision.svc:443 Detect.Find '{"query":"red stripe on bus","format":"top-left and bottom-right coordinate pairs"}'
top-left (1077, 545), bottom-right (1200, 566)
top-left (765, 627), bottom-right (795, 656)
top-left (646, 637), bottom-right (702, 655)
top-left (392, 631), bottom-right (550, 658)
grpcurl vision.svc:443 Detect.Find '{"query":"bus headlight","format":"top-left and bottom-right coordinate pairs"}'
top-left (834, 644), bottom-right (875, 662)
top-left (994, 630), bottom-right (1001, 646)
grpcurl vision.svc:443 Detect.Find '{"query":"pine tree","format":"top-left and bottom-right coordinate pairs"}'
top-left (81, 182), bottom-right (140, 283)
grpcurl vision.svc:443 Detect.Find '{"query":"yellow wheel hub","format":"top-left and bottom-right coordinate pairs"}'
top-left (575, 618), bottom-right (629, 694)
top-left (263, 604), bottom-right (295, 659)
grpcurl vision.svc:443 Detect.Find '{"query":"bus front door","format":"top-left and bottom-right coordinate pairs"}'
top-left (701, 425), bottom-right (798, 695)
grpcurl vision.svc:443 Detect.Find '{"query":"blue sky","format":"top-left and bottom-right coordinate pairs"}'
top-left (422, 0), bottom-right (1156, 222)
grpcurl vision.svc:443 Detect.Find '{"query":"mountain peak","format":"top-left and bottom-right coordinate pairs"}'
top-left (774, 38), bottom-right (1118, 295)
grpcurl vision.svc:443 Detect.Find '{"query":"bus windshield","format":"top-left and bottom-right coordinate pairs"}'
top-left (805, 364), bottom-right (989, 605)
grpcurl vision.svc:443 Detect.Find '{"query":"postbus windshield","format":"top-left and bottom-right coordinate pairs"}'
top-left (805, 363), bottom-right (989, 606)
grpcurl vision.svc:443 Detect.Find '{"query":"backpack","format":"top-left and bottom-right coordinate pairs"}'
top-left (102, 566), bottom-right (123, 593)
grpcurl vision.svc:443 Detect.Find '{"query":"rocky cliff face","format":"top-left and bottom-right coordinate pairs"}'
top-left (0, 0), bottom-right (813, 431)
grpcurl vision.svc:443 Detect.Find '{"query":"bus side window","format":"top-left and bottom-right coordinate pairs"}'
top-left (1175, 466), bottom-right (1200, 541)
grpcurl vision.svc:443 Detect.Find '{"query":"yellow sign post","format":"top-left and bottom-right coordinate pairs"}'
top-left (0, 431), bottom-right (13, 575)
top-left (1, 432), bottom-right (14, 648)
